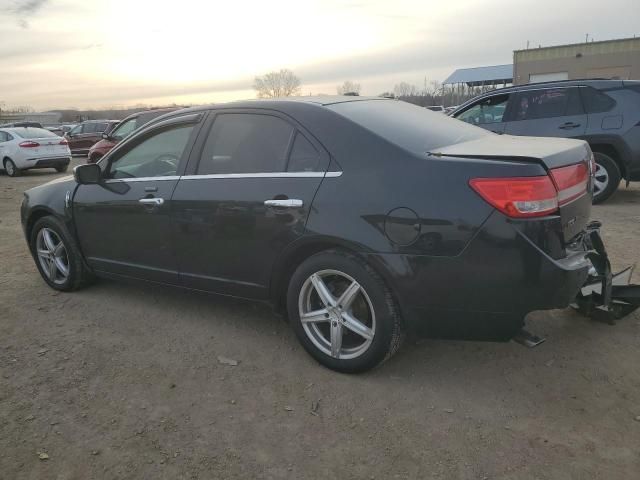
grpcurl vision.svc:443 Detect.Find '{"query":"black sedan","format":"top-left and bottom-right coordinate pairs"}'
top-left (20, 97), bottom-right (619, 372)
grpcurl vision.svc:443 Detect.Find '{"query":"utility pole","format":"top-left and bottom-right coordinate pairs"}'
top-left (585, 33), bottom-right (589, 43)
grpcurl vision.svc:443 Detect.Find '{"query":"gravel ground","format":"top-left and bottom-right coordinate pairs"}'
top-left (1, 159), bottom-right (639, 480)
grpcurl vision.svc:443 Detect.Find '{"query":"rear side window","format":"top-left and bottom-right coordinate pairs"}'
top-left (456, 94), bottom-right (510, 125)
top-left (287, 133), bottom-right (321, 172)
top-left (0, 132), bottom-right (7, 142)
top-left (580, 87), bottom-right (616, 113)
top-left (83, 123), bottom-right (98, 133)
top-left (329, 100), bottom-right (489, 156)
top-left (511, 88), bottom-right (583, 121)
top-left (94, 122), bottom-right (108, 132)
top-left (197, 114), bottom-right (294, 175)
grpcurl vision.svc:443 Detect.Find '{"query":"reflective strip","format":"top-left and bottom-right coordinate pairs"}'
top-left (104, 176), bottom-right (180, 183)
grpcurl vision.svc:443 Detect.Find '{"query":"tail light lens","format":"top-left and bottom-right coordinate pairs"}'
top-left (470, 161), bottom-right (589, 218)
top-left (19, 141), bottom-right (40, 148)
top-left (549, 162), bottom-right (589, 205)
top-left (469, 176), bottom-right (558, 218)
top-left (59, 138), bottom-right (69, 145)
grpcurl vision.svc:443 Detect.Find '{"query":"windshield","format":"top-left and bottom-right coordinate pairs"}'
top-left (11, 127), bottom-right (59, 139)
top-left (327, 99), bottom-right (490, 156)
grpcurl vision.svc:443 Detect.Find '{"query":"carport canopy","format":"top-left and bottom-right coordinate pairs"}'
top-left (443, 64), bottom-right (513, 87)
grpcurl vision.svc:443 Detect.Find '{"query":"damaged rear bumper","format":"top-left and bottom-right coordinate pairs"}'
top-left (571, 221), bottom-right (640, 324)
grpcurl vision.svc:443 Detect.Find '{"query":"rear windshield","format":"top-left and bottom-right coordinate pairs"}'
top-left (327, 99), bottom-right (490, 155)
top-left (11, 127), bottom-right (59, 139)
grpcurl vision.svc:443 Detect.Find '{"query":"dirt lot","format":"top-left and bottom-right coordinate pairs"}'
top-left (1, 158), bottom-right (639, 480)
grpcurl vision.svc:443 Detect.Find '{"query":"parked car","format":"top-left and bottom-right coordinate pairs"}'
top-left (65, 120), bottom-right (119, 155)
top-left (20, 97), bottom-right (635, 372)
top-left (1, 127), bottom-right (70, 176)
top-left (450, 79), bottom-right (640, 203)
top-left (0, 121), bottom-right (43, 128)
top-left (87, 108), bottom-right (179, 163)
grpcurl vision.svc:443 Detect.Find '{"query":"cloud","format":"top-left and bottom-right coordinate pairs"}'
top-left (3, 0), bottom-right (50, 28)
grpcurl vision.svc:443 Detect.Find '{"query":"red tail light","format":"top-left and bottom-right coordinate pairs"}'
top-left (469, 176), bottom-right (558, 218)
top-left (549, 162), bottom-right (589, 205)
top-left (470, 161), bottom-right (589, 218)
top-left (59, 138), bottom-right (69, 145)
top-left (19, 141), bottom-right (40, 148)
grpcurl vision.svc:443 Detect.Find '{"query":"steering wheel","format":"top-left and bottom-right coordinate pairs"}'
top-left (151, 154), bottom-right (179, 177)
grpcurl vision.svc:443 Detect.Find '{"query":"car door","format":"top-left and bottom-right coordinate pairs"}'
top-left (66, 123), bottom-right (84, 152)
top-left (504, 87), bottom-right (587, 138)
top-left (72, 113), bottom-right (203, 284)
top-left (453, 93), bottom-right (511, 134)
top-left (171, 110), bottom-right (330, 299)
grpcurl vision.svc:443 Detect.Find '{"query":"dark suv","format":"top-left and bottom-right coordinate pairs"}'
top-left (451, 80), bottom-right (640, 203)
top-left (65, 120), bottom-right (119, 155)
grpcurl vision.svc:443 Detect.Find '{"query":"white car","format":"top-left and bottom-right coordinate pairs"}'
top-left (0, 127), bottom-right (71, 177)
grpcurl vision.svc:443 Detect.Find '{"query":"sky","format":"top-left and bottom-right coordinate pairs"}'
top-left (0, 0), bottom-right (638, 110)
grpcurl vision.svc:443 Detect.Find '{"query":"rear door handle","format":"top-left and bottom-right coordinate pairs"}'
top-left (264, 199), bottom-right (303, 208)
top-left (139, 197), bottom-right (164, 206)
top-left (559, 122), bottom-right (581, 129)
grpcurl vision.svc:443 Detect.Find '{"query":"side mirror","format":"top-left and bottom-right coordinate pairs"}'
top-left (73, 163), bottom-right (101, 185)
top-left (102, 133), bottom-right (110, 140)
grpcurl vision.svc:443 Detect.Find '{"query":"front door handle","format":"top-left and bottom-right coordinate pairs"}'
top-left (264, 199), bottom-right (303, 208)
top-left (139, 197), bottom-right (164, 206)
top-left (559, 122), bottom-right (581, 129)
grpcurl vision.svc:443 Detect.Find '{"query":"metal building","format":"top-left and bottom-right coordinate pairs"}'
top-left (513, 37), bottom-right (640, 85)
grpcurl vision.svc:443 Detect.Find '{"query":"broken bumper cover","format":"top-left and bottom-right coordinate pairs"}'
top-left (572, 221), bottom-right (640, 323)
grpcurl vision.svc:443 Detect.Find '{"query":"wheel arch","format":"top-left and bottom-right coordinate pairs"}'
top-left (25, 207), bottom-right (57, 245)
top-left (589, 142), bottom-right (627, 179)
top-left (269, 236), bottom-right (404, 318)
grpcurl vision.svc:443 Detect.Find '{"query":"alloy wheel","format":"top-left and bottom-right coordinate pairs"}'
top-left (298, 269), bottom-right (376, 360)
top-left (36, 227), bottom-right (70, 285)
top-left (593, 162), bottom-right (609, 197)
top-left (4, 160), bottom-right (15, 176)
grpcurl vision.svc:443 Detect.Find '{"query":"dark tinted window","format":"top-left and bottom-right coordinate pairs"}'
top-left (197, 114), bottom-right (294, 175)
top-left (456, 94), bottom-right (509, 125)
top-left (287, 133), bottom-right (321, 172)
top-left (329, 100), bottom-right (489, 155)
top-left (108, 124), bottom-right (194, 179)
top-left (580, 87), bottom-right (616, 113)
top-left (512, 88), bottom-right (583, 120)
top-left (94, 122), bottom-right (108, 132)
top-left (83, 123), bottom-right (98, 133)
top-left (0, 132), bottom-right (7, 142)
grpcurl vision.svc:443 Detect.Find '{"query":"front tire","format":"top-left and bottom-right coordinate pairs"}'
top-left (55, 165), bottom-right (69, 173)
top-left (30, 216), bottom-right (92, 291)
top-left (592, 152), bottom-right (620, 204)
top-left (3, 158), bottom-right (20, 177)
top-left (287, 249), bottom-right (404, 373)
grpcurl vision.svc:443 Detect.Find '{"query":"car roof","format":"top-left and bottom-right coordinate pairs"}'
top-left (120, 107), bottom-right (181, 123)
top-left (476, 79), bottom-right (625, 96)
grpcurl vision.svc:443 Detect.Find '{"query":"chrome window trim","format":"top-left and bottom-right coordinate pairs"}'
top-left (180, 171), bottom-right (342, 180)
top-left (102, 171), bottom-right (342, 183)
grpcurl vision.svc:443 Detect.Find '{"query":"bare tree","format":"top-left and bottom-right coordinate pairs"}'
top-left (393, 82), bottom-right (418, 98)
top-left (336, 81), bottom-right (361, 95)
top-left (253, 69), bottom-right (301, 98)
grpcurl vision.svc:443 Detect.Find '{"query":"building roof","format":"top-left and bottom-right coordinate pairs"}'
top-left (443, 64), bottom-right (513, 86)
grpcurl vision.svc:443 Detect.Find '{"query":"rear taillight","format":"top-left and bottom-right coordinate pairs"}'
top-left (470, 161), bottom-right (589, 218)
top-left (19, 141), bottom-right (40, 148)
top-left (469, 176), bottom-right (558, 218)
top-left (549, 162), bottom-right (589, 205)
top-left (59, 138), bottom-right (69, 145)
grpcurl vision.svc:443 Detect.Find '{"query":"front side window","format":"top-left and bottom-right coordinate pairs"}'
top-left (196, 114), bottom-right (294, 175)
top-left (84, 123), bottom-right (98, 134)
top-left (69, 124), bottom-right (83, 135)
top-left (512, 88), bottom-right (583, 121)
top-left (94, 122), bottom-right (108, 133)
top-left (111, 118), bottom-right (137, 140)
top-left (456, 94), bottom-right (510, 125)
top-left (107, 124), bottom-right (194, 179)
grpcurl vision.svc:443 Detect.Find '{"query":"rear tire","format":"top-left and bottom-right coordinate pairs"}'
top-left (3, 158), bottom-right (20, 177)
top-left (30, 216), bottom-right (92, 291)
top-left (592, 152), bottom-right (620, 204)
top-left (287, 249), bottom-right (404, 373)
top-left (55, 165), bottom-right (69, 173)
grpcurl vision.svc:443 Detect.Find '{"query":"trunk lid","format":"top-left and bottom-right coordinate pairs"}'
top-left (433, 134), bottom-right (593, 242)
top-left (22, 136), bottom-right (70, 158)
